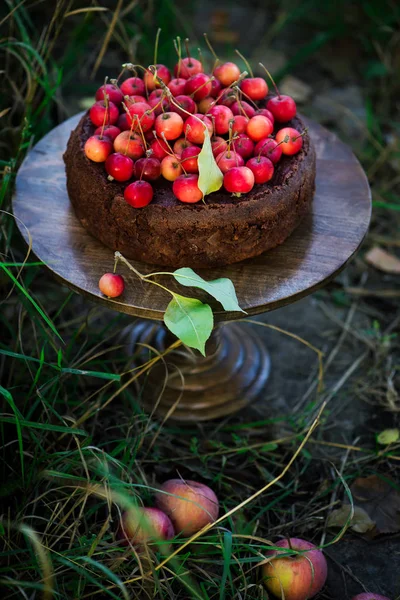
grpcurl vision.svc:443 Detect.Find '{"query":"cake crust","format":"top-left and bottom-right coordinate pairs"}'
top-left (64, 113), bottom-right (316, 268)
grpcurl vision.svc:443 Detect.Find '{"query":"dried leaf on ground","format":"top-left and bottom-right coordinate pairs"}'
top-left (349, 475), bottom-right (400, 535)
top-left (365, 246), bottom-right (400, 274)
top-left (327, 505), bottom-right (375, 533)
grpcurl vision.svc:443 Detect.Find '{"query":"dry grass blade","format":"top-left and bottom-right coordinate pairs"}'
top-left (64, 7), bottom-right (110, 17)
top-left (91, 0), bottom-right (124, 78)
top-left (18, 524), bottom-right (54, 600)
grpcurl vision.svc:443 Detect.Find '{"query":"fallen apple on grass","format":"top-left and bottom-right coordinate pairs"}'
top-left (262, 538), bottom-right (328, 600)
top-left (121, 506), bottom-right (174, 545)
top-left (155, 479), bottom-right (219, 536)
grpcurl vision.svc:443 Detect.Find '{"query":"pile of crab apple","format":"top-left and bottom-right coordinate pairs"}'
top-left (85, 52), bottom-right (303, 208)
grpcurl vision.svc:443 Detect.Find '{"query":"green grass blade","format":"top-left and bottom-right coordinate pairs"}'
top-left (0, 264), bottom-right (63, 342)
top-left (0, 416), bottom-right (87, 435)
top-left (0, 385), bottom-right (24, 483)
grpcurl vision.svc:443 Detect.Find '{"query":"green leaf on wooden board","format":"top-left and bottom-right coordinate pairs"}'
top-left (173, 267), bottom-right (245, 313)
top-left (197, 131), bottom-right (223, 198)
top-left (164, 294), bottom-right (213, 356)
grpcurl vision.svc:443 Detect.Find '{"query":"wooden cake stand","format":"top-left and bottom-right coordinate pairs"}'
top-left (13, 113), bottom-right (371, 421)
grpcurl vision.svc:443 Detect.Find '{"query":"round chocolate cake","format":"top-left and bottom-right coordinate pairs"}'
top-left (64, 113), bottom-right (315, 268)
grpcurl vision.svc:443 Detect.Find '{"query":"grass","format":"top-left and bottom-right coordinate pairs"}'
top-left (1, 0), bottom-right (400, 598)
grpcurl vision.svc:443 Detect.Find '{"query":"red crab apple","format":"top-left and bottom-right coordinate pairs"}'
top-left (173, 137), bottom-right (193, 156)
top-left (95, 83), bottom-right (123, 105)
top-left (262, 538), bottom-right (328, 600)
top-left (231, 100), bottom-right (255, 119)
top-left (121, 507), bottom-right (174, 545)
top-left (184, 73), bottom-right (212, 102)
top-left (125, 94), bottom-right (146, 104)
top-left (98, 273), bottom-right (124, 298)
top-left (213, 62), bottom-right (241, 87)
top-left (84, 135), bottom-right (113, 162)
top-left (150, 137), bottom-right (170, 160)
top-left (198, 97), bottom-right (215, 114)
top-left (168, 77), bottom-right (187, 96)
top-left (351, 595), bottom-right (391, 600)
top-left (241, 77), bottom-right (268, 101)
top-left (211, 136), bottom-right (228, 157)
top-left (216, 150), bottom-right (244, 173)
top-left (124, 180), bottom-right (153, 208)
top-left (172, 174), bottom-right (203, 204)
top-left (232, 133), bottom-right (254, 159)
top-left (254, 138), bottom-right (283, 164)
top-left (275, 127), bottom-right (303, 155)
top-left (155, 479), bottom-right (219, 535)
top-left (174, 57), bottom-right (203, 79)
top-left (209, 77), bottom-right (222, 98)
top-left (255, 107), bottom-right (275, 125)
top-left (246, 156), bottom-right (274, 184)
top-left (171, 95), bottom-right (197, 119)
top-left (155, 112), bottom-right (184, 140)
top-left (207, 105), bottom-right (234, 135)
top-left (94, 125), bottom-right (120, 141)
top-left (105, 152), bottom-right (134, 182)
top-left (223, 166), bottom-right (254, 195)
top-left (181, 146), bottom-right (201, 173)
top-left (126, 101), bottom-right (155, 132)
top-left (219, 88), bottom-right (237, 107)
top-left (184, 114), bottom-right (213, 144)
top-left (120, 76), bottom-right (145, 97)
top-left (266, 94), bottom-right (297, 123)
top-left (148, 93), bottom-right (170, 116)
top-left (89, 100), bottom-right (119, 127)
top-left (246, 115), bottom-right (273, 142)
top-left (231, 115), bottom-right (249, 135)
top-left (143, 64), bottom-right (171, 91)
top-left (114, 131), bottom-right (145, 160)
top-left (161, 155), bottom-right (183, 181)
top-left (134, 157), bottom-right (161, 181)
top-left (117, 113), bottom-right (130, 131)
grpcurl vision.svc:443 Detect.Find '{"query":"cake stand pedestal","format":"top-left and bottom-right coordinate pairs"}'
top-left (12, 114), bottom-right (371, 421)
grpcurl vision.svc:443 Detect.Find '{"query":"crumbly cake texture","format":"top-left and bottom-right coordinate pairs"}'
top-left (64, 113), bottom-right (316, 268)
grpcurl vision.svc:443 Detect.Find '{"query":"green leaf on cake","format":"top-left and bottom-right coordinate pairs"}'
top-left (197, 131), bottom-right (223, 198)
top-left (164, 294), bottom-right (213, 356)
top-left (173, 268), bottom-right (245, 313)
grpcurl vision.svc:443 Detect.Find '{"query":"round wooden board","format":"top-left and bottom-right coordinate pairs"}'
top-left (13, 113), bottom-right (371, 322)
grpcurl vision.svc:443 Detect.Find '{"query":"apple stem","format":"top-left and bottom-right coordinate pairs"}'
top-left (135, 113), bottom-right (149, 150)
top-left (99, 92), bottom-right (109, 140)
top-left (184, 38), bottom-right (192, 66)
top-left (113, 254), bottom-right (119, 273)
top-left (235, 95), bottom-right (249, 119)
top-left (259, 63), bottom-right (280, 98)
top-left (154, 27), bottom-right (161, 66)
top-left (114, 251), bottom-right (178, 299)
top-left (203, 32), bottom-right (219, 66)
top-left (235, 49), bottom-right (254, 78)
top-left (121, 101), bottom-right (137, 155)
top-left (293, 127), bottom-right (308, 142)
top-left (227, 120), bottom-right (234, 154)
top-left (197, 46), bottom-right (204, 66)
top-left (237, 86), bottom-right (259, 109)
top-left (173, 37), bottom-right (182, 77)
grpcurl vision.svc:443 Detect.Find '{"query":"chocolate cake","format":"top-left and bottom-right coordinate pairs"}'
top-left (64, 113), bottom-right (315, 268)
